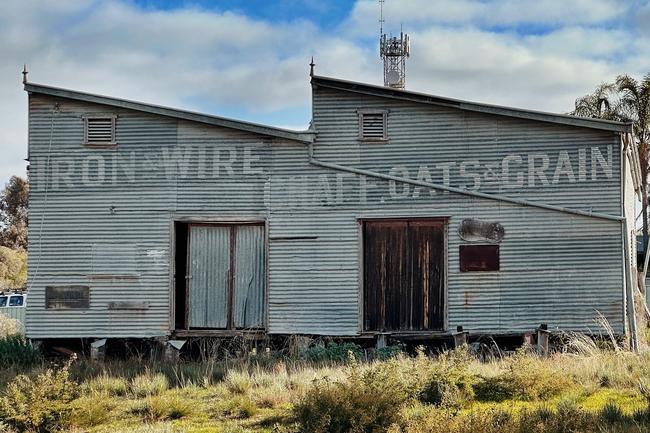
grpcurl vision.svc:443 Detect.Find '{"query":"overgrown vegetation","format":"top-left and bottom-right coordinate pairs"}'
top-left (0, 357), bottom-right (78, 433)
top-left (303, 341), bottom-right (364, 363)
top-left (0, 340), bottom-right (649, 433)
top-left (0, 246), bottom-right (26, 289)
top-left (0, 314), bottom-right (23, 340)
top-left (0, 315), bottom-right (40, 371)
top-left (0, 176), bottom-right (28, 253)
top-left (0, 335), bottom-right (42, 370)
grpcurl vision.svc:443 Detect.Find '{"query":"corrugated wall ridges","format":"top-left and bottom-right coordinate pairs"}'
top-left (233, 225), bottom-right (265, 328)
top-left (188, 225), bottom-right (230, 328)
top-left (26, 84), bottom-right (628, 338)
top-left (275, 85), bottom-right (625, 335)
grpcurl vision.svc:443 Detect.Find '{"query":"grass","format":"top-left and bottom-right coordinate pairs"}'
top-left (0, 340), bottom-right (650, 432)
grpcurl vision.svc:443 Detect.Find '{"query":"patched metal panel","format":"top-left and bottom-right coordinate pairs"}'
top-left (233, 225), bottom-right (265, 329)
top-left (91, 244), bottom-right (138, 276)
top-left (188, 225), bottom-right (229, 328)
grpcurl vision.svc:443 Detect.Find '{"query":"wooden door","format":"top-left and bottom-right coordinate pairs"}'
top-left (363, 219), bottom-right (445, 331)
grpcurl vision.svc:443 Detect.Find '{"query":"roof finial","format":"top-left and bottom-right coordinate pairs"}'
top-left (309, 57), bottom-right (315, 77)
top-left (22, 64), bottom-right (28, 85)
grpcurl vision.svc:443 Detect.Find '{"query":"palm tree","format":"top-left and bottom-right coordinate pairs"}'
top-left (572, 82), bottom-right (623, 121)
top-left (572, 74), bottom-right (650, 248)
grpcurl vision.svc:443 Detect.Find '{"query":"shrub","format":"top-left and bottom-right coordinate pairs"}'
top-left (0, 422), bottom-right (17, 433)
top-left (0, 314), bottom-right (22, 339)
top-left (399, 403), bottom-right (609, 433)
top-left (474, 350), bottom-right (574, 401)
top-left (252, 385), bottom-right (290, 409)
top-left (0, 357), bottom-right (78, 433)
top-left (224, 370), bottom-right (251, 394)
top-left (304, 342), bottom-right (363, 363)
top-left (134, 392), bottom-right (195, 421)
top-left (223, 395), bottom-right (258, 419)
top-left (86, 375), bottom-right (129, 396)
top-left (472, 376), bottom-right (513, 402)
top-left (0, 246), bottom-right (27, 289)
top-left (418, 349), bottom-right (476, 409)
top-left (599, 401), bottom-right (626, 424)
top-left (0, 335), bottom-right (41, 369)
top-left (419, 371), bottom-right (474, 409)
top-left (294, 364), bottom-right (406, 433)
top-left (531, 400), bottom-right (597, 433)
top-left (131, 373), bottom-right (168, 397)
top-left (375, 345), bottom-right (403, 361)
top-left (69, 394), bottom-right (113, 427)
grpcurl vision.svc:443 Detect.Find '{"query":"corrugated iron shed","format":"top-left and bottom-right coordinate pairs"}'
top-left (23, 74), bottom-right (638, 340)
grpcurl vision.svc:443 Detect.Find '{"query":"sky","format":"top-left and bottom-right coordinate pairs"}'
top-left (1, 0), bottom-right (649, 188)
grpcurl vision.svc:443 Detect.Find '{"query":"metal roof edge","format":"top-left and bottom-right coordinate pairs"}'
top-left (312, 75), bottom-right (633, 134)
top-left (24, 82), bottom-right (315, 143)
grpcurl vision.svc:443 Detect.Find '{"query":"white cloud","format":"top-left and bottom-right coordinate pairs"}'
top-left (403, 27), bottom-right (614, 111)
top-left (0, 0), bottom-right (646, 189)
top-left (346, 0), bottom-right (627, 36)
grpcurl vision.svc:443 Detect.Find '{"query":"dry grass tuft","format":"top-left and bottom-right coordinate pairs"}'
top-left (131, 373), bottom-right (169, 397)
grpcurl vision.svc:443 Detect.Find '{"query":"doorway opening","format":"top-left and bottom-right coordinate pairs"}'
top-left (174, 222), bottom-right (265, 331)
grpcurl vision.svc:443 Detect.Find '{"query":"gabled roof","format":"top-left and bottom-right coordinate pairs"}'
top-left (312, 75), bottom-right (633, 133)
top-left (24, 82), bottom-right (315, 143)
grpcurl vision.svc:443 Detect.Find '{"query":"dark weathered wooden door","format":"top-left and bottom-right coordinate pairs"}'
top-left (363, 219), bottom-right (445, 331)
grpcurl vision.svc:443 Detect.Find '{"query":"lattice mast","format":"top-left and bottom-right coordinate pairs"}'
top-left (379, 0), bottom-right (410, 89)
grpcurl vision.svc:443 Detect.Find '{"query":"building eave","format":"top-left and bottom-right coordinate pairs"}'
top-left (312, 75), bottom-right (633, 134)
top-left (24, 82), bottom-right (315, 143)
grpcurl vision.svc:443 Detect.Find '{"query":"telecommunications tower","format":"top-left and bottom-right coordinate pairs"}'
top-left (379, 0), bottom-right (410, 89)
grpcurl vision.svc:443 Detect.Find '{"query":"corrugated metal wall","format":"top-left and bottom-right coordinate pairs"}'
top-left (27, 83), bottom-right (629, 338)
top-left (266, 85), bottom-right (625, 335)
top-left (26, 96), bottom-right (275, 338)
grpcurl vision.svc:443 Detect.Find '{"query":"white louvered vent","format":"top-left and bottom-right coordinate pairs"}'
top-left (84, 116), bottom-right (116, 146)
top-left (359, 111), bottom-right (387, 141)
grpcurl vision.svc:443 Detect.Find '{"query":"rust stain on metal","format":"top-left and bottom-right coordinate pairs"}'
top-left (363, 219), bottom-right (445, 332)
top-left (464, 291), bottom-right (476, 306)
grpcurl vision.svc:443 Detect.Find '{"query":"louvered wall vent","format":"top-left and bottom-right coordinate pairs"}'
top-left (358, 110), bottom-right (387, 141)
top-left (84, 115), bottom-right (116, 146)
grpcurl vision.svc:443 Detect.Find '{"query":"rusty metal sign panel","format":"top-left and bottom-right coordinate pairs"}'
top-left (459, 245), bottom-right (500, 272)
top-left (45, 285), bottom-right (90, 309)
